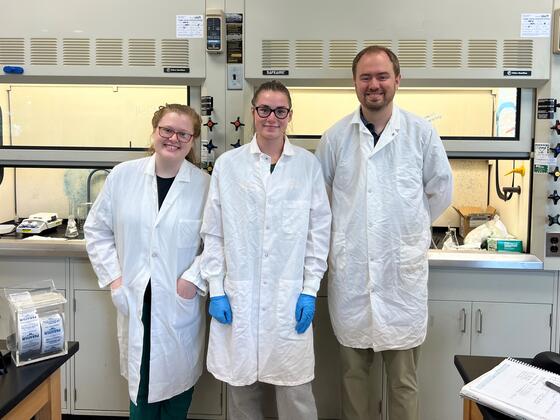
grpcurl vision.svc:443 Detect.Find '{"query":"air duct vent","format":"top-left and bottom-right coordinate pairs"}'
top-left (432, 40), bottom-right (462, 68)
top-left (0, 38), bottom-right (25, 65)
top-left (398, 40), bottom-right (427, 68)
top-left (129, 39), bottom-right (156, 66)
top-left (468, 40), bottom-right (497, 68)
top-left (329, 40), bottom-right (357, 69)
top-left (503, 39), bottom-right (533, 69)
top-left (30, 38), bottom-right (57, 65)
top-left (95, 39), bottom-right (123, 66)
top-left (63, 38), bottom-right (90, 66)
top-left (295, 40), bottom-right (323, 68)
top-left (363, 40), bottom-right (393, 50)
top-left (161, 39), bottom-right (189, 67)
top-left (262, 40), bottom-right (289, 68)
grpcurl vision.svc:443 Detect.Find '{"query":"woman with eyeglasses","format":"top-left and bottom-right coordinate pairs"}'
top-left (200, 80), bottom-right (331, 419)
top-left (85, 104), bottom-right (210, 419)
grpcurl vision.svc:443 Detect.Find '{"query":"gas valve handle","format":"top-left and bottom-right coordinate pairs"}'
top-left (549, 214), bottom-right (560, 226)
top-left (549, 190), bottom-right (560, 205)
top-left (550, 167), bottom-right (560, 181)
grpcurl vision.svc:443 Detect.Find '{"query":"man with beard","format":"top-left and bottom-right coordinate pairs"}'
top-left (315, 46), bottom-right (453, 420)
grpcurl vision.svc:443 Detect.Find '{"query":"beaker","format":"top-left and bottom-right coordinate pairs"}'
top-left (76, 202), bottom-right (92, 233)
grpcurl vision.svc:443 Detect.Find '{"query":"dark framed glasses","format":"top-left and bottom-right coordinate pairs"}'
top-left (158, 126), bottom-right (193, 143)
top-left (254, 106), bottom-right (291, 119)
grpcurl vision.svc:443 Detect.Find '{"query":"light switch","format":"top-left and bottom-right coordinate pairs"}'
top-left (227, 64), bottom-right (243, 90)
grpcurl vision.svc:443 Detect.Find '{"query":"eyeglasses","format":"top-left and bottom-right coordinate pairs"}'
top-left (254, 106), bottom-right (291, 119)
top-left (158, 126), bottom-right (193, 143)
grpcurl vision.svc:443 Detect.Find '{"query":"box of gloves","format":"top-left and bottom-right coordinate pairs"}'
top-left (3, 280), bottom-right (67, 366)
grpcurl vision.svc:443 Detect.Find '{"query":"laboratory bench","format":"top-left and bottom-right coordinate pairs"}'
top-left (0, 241), bottom-right (556, 419)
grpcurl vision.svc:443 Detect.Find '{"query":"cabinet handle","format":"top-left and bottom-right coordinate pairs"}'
top-left (476, 309), bottom-right (483, 333)
top-left (460, 308), bottom-right (467, 333)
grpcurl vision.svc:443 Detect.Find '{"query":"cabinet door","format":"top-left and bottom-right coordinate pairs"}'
top-left (418, 300), bottom-right (471, 420)
top-left (471, 302), bottom-right (551, 358)
top-left (0, 257), bottom-right (69, 412)
top-left (73, 289), bottom-right (129, 413)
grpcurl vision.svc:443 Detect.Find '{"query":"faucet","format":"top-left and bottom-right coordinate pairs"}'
top-left (86, 169), bottom-right (110, 203)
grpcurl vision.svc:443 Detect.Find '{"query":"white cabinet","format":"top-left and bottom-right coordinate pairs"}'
top-left (73, 289), bottom-right (129, 414)
top-left (418, 300), bottom-right (471, 420)
top-left (471, 302), bottom-right (551, 357)
top-left (0, 256), bottom-right (70, 412)
top-left (418, 268), bottom-right (555, 420)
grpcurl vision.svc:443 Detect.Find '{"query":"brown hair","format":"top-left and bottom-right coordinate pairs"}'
top-left (148, 104), bottom-right (201, 164)
top-left (352, 46), bottom-right (400, 79)
top-left (251, 80), bottom-right (292, 109)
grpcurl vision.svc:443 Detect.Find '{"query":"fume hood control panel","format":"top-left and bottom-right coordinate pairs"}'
top-left (206, 9), bottom-right (224, 53)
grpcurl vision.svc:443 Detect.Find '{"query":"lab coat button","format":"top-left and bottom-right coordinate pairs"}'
top-left (368, 189), bottom-right (372, 194)
top-left (264, 252), bottom-right (269, 258)
top-left (368, 222), bottom-right (373, 228)
top-left (152, 252), bottom-right (157, 258)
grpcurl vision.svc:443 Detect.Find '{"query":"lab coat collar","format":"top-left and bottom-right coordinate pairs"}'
top-left (249, 135), bottom-right (295, 157)
top-left (352, 105), bottom-right (401, 133)
top-left (352, 106), bottom-right (401, 153)
top-left (144, 154), bottom-right (192, 183)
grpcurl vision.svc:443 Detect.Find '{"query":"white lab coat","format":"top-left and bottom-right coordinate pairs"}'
top-left (316, 106), bottom-right (452, 351)
top-left (84, 155), bottom-right (210, 403)
top-left (201, 136), bottom-right (331, 386)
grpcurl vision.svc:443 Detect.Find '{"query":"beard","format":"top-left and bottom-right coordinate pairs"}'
top-left (362, 89), bottom-right (394, 112)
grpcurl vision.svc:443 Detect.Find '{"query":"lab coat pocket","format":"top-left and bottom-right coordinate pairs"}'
top-left (277, 279), bottom-right (308, 341)
top-left (282, 200), bottom-right (309, 236)
top-left (177, 219), bottom-right (202, 248)
top-left (174, 293), bottom-right (200, 330)
top-left (111, 286), bottom-right (129, 317)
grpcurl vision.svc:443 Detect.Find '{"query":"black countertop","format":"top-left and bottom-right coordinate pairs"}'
top-left (0, 341), bottom-right (79, 417)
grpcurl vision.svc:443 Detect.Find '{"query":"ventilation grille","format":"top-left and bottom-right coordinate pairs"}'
top-left (63, 38), bottom-right (90, 65)
top-left (95, 39), bottom-right (123, 66)
top-left (262, 40), bottom-right (289, 68)
top-left (295, 40), bottom-right (323, 68)
top-left (129, 39), bottom-right (156, 66)
top-left (0, 38), bottom-right (25, 65)
top-left (398, 40), bottom-right (427, 68)
top-left (161, 39), bottom-right (189, 67)
top-left (432, 40), bottom-right (462, 68)
top-left (503, 39), bottom-right (533, 69)
top-left (363, 40), bottom-right (393, 50)
top-left (30, 38), bottom-right (57, 65)
top-left (468, 40), bottom-right (497, 68)
top-left (329, 40), bottom-right (357, 69)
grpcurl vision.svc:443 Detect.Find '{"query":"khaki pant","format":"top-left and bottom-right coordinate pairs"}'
top-left (340, 344), bottom-right (420, 420)
top-left (227, 381), bottom-right (318, 420)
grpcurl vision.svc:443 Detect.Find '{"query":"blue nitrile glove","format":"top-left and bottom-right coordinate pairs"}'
top-left (209, 295), bottom-right (232, 324)
top-left (295, 294), bottom-right (316, 334)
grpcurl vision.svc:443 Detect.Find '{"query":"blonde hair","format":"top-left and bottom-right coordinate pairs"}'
top-left (148, 104), bottom-right (201, 165)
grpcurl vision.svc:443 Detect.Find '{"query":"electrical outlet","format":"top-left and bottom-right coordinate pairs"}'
top-left (546, 232), bottom-right (560, 257)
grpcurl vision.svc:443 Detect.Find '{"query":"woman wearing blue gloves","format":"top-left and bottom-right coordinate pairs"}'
top-left (200, 80), bottom-right (331, 419)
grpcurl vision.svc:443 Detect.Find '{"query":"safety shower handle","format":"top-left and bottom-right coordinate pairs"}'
top-left (460, 308), bottom-right (467, 333)
top-left (476, 309), bottom-right (483, 333)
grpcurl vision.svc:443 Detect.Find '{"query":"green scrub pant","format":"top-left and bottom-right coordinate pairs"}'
top-left (340, 344), bottom-right (420, 420)
top-left (129, 282), bottom-right (194, 420)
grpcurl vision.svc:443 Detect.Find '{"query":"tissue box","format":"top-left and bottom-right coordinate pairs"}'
top-left (487, 238), bottom-right (523, 253)
top-left (454, 206), bottom-right (497, 238)
top-left (3, 280), bottom-right (67, 366)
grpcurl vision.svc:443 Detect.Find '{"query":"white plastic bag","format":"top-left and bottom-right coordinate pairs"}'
top-left (463, 215), bottom-right (509, 246)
